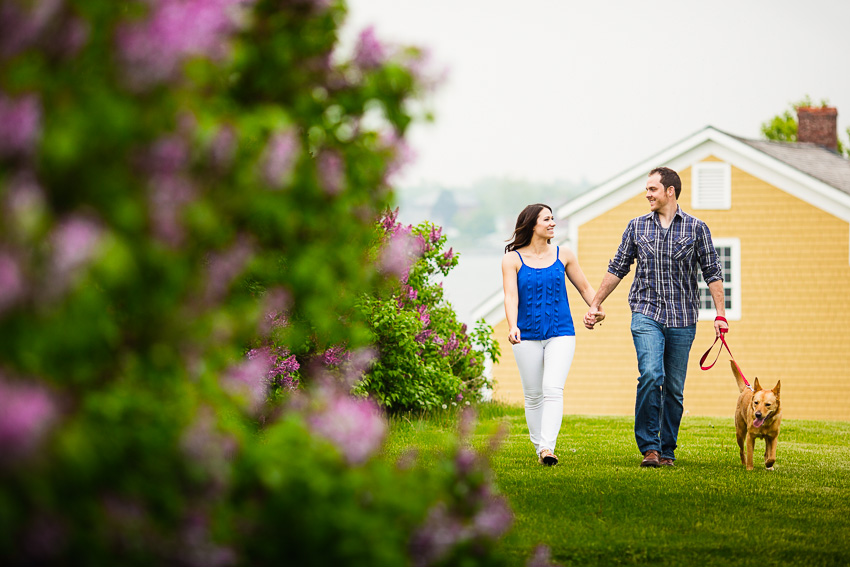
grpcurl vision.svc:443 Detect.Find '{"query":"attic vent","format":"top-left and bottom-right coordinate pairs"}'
top-left (691, 162), bottom-right (731, 210)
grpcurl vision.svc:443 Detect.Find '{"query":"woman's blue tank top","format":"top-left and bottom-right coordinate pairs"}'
top-left (515, 247), bottom-right (575, 339)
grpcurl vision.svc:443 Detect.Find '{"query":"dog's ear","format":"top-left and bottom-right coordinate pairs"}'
top-left (773, 380), bottom-right (781, 398)
top-left (753, 377), bottom-right (762, 392)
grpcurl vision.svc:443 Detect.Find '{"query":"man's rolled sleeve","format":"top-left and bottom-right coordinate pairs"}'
top-left (607, 220), bottom-right (637, 279)
top-left (696, 222), bottom-right (723, 284)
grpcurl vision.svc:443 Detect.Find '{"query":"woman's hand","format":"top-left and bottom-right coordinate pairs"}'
top-left (583, 306), bottom-right (605, 329)
top-left (508, 326), bottom-right (521, 344)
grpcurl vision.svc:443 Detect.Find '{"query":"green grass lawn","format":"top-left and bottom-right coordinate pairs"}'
top-left (384, 404), bottom-right (850, 566)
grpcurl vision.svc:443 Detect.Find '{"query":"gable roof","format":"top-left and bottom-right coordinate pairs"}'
top-left (470, 125), bottom-right (850, 324)
top-left (734, 137), bottom-right (850, 195)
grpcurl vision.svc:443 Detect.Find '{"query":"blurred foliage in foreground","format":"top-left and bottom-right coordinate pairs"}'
top-left (0, 1), bottom-right (511, 565)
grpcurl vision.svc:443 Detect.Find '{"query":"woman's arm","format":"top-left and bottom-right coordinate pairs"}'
top-left (561, 247), bottom-right (597, 307)
top-left (501, 253), bottom-right (522, 344)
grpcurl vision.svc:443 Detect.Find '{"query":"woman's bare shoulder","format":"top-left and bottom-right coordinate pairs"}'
top-left (558, 245), bottom-right (577, 263)
top-left (502, 250), bottom-right (521, 268)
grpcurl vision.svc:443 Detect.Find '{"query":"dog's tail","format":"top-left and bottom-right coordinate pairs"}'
top-left (730, 360), bottom-right (747, 392)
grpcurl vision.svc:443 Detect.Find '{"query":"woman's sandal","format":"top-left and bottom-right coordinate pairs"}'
top-left (538, 449), bottom-right (559, 466)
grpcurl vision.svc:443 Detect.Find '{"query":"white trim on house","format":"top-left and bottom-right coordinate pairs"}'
top-left (698, 237), bottom-right (741, 321)
top-left (472, 126), bottom-right (850, 324)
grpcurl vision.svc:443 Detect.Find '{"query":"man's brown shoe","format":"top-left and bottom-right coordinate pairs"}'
top-left (659, 457), bottom-right (675, 467)
top-left (640, 450), bottom-right (660, 468)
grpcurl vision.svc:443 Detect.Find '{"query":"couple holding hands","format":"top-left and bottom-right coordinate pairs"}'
top-left (501, 167), bottom-right (727, 467)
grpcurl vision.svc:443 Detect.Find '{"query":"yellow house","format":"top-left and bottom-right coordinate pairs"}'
top-left (474, 122), bottom-right (850, 421)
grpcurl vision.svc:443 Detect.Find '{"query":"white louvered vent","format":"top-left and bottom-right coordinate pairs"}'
top-left (691, 162), bottom-right (731, 210)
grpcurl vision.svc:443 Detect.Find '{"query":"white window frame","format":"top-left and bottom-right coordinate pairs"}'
top-left (692, 162), bottom-right (731, 210)
top-left (697, 237), bottom-right (741, 321)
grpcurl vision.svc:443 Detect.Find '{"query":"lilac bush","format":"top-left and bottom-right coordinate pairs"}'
top-left (354, 209), bottom-right (500, 411)
top-left (0, 0), bottom-right (514, 564)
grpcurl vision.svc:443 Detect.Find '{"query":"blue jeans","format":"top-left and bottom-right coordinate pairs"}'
top-left (630, 313), bottom-right (696, 460)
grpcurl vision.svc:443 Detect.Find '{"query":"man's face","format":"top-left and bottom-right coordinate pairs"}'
top-left (645, 173), bottom-right (673, 212)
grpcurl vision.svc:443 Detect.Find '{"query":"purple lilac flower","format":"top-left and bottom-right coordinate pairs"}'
top-left (399, 46), bottom-right (447, 92)
top-left (0, 93), bottom-right (41, 158)
top-left (417, 305), bottom-right (430, 327)
top-left (454, 447), bottom-right (477, 476)
top-left (379, 130), bottom-right (415, 184)
top-left (458, 406), bottom-right (476, 439)
top-left (0, 0), bottom-right (62, 57)
top-left (353, 26), bottom-right (385, 69)
top-left (149, 173), bottom-right (195, 246)
top-left (472, 494), bottom-right (513, 539)
top-left (261, 129), bottom-right (298, 188)
top-left (380, 208), bottom-right (399, 234)
top-left (0, 252), bottom-right (25, 313)
top-left (180, 406), bottom-right (238, 488)
top-left (3, 170), bottom-right (46, 234)
top-left (321, 345), bottom-right (350, 368)
top-left (258, 286), bottom-right (291, 335)
top-left (222, 352), bottom-right (271, 414)
top-left (414, 329), bottom-right (433, 344)
top-left (317, 150), bottom-right (344, 195)
top-left (429, 226), bottom-right (442, 245)
top-left (269, 349), bottom-right (300, 389)
top-left (50, 216), bottom-right (102, 279)
top-left (0, 376), bottom-right (57, 464)
top-left (309, 389), bottom-right (386, 465)
top-left (210, 124), bottom-right (237, 169)
top-left (339, 347), bottom-right (377, 387)
top-left (380, 228), bottom-right (419, 280)
top-left (443, 247), bottom-right (454, 265)
top-left (527, 545), bottom-right (562, 567)
top-left (204, 236), bottom-right (253, 303)
top-left (402, 284), bottom-right (417, 302)
top-left (441, 332), bottom-right (459, 356)
top-left (148, 135), bottom-right (189, 174)
top-left (415, 233), bottom-right (429, 254)
top-left (409, 503), bottom-right (466, 567)
top-left (117, 0), bottom-right (252, 88)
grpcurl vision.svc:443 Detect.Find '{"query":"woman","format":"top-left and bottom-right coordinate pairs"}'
top-left (501, 204), bottom-right (603, 465)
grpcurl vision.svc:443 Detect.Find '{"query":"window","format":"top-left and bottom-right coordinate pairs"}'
top-left (697, 237), bottom-right (740, 320)
top-left (692, 162), bottom-right (731, 210)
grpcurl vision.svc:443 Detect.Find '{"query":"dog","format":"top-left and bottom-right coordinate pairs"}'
top-left (732, 361), bottom-right (782, 470)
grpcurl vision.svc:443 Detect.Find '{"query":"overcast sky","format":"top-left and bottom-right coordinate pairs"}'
top-left (342, 0), bottom-right (850, 187)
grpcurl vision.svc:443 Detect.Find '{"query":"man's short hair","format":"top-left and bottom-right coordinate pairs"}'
top-left (649, 166), bottom-right (681, 199)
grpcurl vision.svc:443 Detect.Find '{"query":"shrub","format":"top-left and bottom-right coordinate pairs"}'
top-left (0, 1), bottom-right (512, 565)
top-left (354, 210), bottom-right (501, 412)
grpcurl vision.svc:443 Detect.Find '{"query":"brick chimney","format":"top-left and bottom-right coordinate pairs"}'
top-left (797, 106), bottom-right (838, 150)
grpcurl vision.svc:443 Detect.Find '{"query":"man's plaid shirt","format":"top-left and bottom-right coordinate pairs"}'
top-left (607, 206), bottom-right (723, 327)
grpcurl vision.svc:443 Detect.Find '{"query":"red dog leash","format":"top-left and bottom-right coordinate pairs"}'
top-left (699, 316), bottom-right (752, 390)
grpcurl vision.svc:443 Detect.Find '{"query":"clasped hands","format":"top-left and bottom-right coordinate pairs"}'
top-left (508, 306), bottom-right (606, 344)
top-left (583, 306), bottom-right (606, 330)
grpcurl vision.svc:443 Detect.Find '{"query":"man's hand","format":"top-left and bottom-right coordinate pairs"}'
top-left (508, 326), bottom-right (521, 344)
top-left (583, 306), bottom-right (605, 330)
top-left (714, 316), bottom-right (728, 338)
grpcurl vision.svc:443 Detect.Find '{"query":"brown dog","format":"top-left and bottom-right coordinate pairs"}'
top-left (732, 361), bottom-right (782, 470)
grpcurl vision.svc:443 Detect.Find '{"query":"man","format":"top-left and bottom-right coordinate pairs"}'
top-left (583, 167), bottom-right (727, 467)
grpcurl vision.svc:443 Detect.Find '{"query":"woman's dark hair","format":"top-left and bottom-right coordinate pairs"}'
top-left (504, 203), bottom-right (553, 253)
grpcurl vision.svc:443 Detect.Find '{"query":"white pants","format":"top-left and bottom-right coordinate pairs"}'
top-left (512, 335), bottom-right (576, 456)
